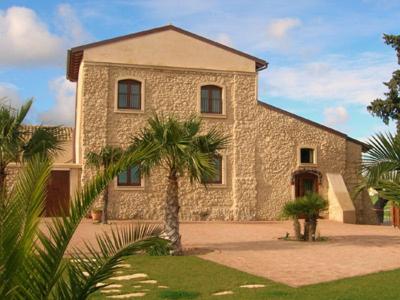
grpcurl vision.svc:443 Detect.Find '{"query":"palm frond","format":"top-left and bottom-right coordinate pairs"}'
top-left (86, 146), bottom-right (124, 170)
top-left (363, 132), bottom-right (400, 184)
top-left (376, 179), bottom-right (400, 204)
top-left (19, 143), bottom-right (158, 299)
top-left (22, 126), bottom-right (63, 161)
top-left (0, 99), bottom-right (33, 166)
top-left (53, 224), bottom-right (166, 299)
top-left (0, 155), bottom-right (52, 300)
top-left (130, 114), bottom-right (230, 182)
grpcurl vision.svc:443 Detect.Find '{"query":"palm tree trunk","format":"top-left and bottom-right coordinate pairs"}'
top-left (309, 217), bottom-right (317, 241)
top-left (303, 218), bottom-right (310, 241)
top-left (101, 186), bottom-right (109, 224)
top-left (164, 170), bottom-right (182, 255)
top-left (293, 217), bottom-right (301, 240)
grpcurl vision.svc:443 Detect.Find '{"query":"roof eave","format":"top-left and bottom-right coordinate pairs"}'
top-left (66, 25), bottom-right (268, 81)
top-left (257, 100), bottom-right (369, 152)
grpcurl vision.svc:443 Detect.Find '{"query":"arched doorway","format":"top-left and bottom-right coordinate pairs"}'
top-left (292, 169), bottom-right (322, 198)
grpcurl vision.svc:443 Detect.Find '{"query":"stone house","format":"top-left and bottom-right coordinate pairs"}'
top-left (59, 25), bottom-right (375, 223)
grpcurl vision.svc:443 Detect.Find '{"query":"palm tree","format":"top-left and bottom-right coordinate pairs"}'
top-left (361, 132), bottom-right (400, 204)
top-left (0, 99), bottom-right (61, 192)
top-left (130, 115), bottom-right (229, 254)
top-left (0, 143), bottom-right (167, 299)
top-left (86, 146), bottom-right (123, 224)
top-left (282, 193), bottom-right (328, 241)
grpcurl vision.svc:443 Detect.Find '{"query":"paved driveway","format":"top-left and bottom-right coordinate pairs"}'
top-left (61, 219), bottom-right (400, 287)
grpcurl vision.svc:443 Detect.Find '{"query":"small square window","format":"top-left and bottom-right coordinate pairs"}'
top-left (300, 148), bottom-right (314, 164)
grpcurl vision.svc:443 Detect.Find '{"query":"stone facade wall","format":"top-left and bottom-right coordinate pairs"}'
top-left (79, 61), bottom-right (369, 222)
top-left (254, 104), bottom-right (347, 220)
top-left (79, 62), bottom-right (255, 220)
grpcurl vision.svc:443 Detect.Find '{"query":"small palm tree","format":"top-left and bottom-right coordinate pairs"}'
top-left (0, 99), bottom-right (61, 192)
top-left (282, 200), bottom-right (303, 240)
top-left (86, 146), bottom-right (123, 224)
top-left (130, 115), bottom-right (229, 254)
top-left (282, 193), bottom-right (327, 241)
top-left (0, 144), bottom-right (167, 299)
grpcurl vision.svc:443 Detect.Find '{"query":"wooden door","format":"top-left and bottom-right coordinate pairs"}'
top-left (295, 173), bottom-right (318, 198)
top-left (45, 170), bottom-right (70, 217)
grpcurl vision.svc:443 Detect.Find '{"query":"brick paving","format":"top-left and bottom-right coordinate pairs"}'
top-left (56, 219), bottom-right (400, 287)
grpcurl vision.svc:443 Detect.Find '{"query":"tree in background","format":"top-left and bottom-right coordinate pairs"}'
top-left (367, 34), bottom-right (400, 218)
top-left (130, 115), bottom-right (229, 254)
top-left (0, 99), bottom-right (61, 194)
top-left (367, 34), bottom-right (400, 135)
top-left (86, 146), bottom-right (123, 224)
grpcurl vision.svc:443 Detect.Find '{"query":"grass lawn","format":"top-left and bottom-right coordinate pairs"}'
top-left (89, 255), bottom-right (400, 300)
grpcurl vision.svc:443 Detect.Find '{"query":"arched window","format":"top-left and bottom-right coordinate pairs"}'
top-left (118, 80), bottom-right (141, 109)
top-left (201, 85), bottom-right (222, 114)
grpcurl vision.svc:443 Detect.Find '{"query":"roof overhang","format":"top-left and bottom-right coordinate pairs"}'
top-left (66, 25), bottom-right (268, 82)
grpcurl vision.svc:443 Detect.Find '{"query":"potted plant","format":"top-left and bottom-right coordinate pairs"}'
top-left (91, 209), bottom-right (103, 222)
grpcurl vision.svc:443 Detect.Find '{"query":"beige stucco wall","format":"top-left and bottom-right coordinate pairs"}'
top-left (54, 139), bottom-right (74, 163)
top-left (83, 30), bottom-right (256, 73)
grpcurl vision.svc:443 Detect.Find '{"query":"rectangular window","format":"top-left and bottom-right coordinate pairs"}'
top-left (201, 85), bottom-right (222, 114)
top-left (117, 165), bottom-right (141, 186)
top-left (118, 80), bottom-right (141, 110)
top-left (202, 156), bottom-right (223, 184)
top-left (300, 148), bottom-right (314, 164)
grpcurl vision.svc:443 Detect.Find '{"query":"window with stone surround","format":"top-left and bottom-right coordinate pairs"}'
top-left (300, 148), bottom-right (315, 164)
top-left (202, 155), bottom-right (223, 184)
top-left (201, 85), bottom-right (222, 114)
top-left (117, 165), bottom-right (141, 186)
top-left (117, 79), bottom-right (141, 109)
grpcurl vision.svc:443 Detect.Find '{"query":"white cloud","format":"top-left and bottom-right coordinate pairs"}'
top-left (267, 18), bottom-right (302, 39)
top-left (261, 54), bottom-right (396, 105)
top-left (38, 77), bottom-right (75, 126)
top-left (56, 3), bottom-right (92, 46)
top-left (215, 33), bottom-right (233, 47)
top-left (0, 82), bottom-right (22, 107)
top-left (0, 7), bottom-right (63, 66)
top-left (0, 5), bottom-right (90, 67)
top-left (324, 106), bottom-right (349, 126)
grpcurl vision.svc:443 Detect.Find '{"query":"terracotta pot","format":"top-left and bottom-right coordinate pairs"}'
top-left (91, 210), bottom-right (102, 222)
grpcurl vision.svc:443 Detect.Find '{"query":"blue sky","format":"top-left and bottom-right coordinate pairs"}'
top-left (0, 0), bottom-right (399, 140)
